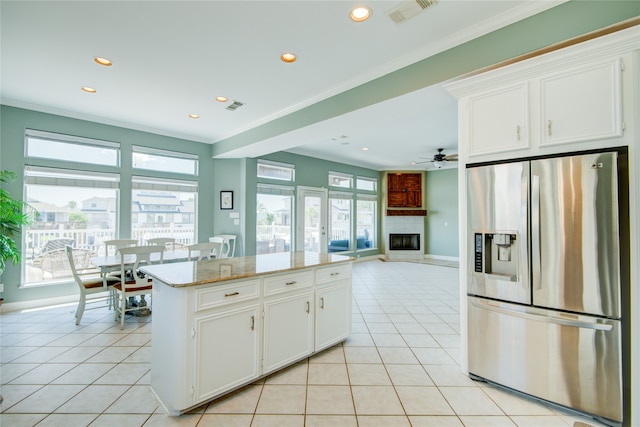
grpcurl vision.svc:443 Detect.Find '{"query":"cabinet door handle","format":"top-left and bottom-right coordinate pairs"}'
top-left (250, 315), bottom-right (255, 331)
top-left (330, 272), bottom-right (340, 276)
top-left (306, 301), bottom-right (310, 313)
top-left (516, 125), bottom-right (520, 141)
top-left (547, 120), bottom-right (552, 136)
top-left (286, 281), bottom-right (296, 286)
top-left (320, 297), bottom-right (324, 309)
top-left (225, 292), bottom-right (239, 297)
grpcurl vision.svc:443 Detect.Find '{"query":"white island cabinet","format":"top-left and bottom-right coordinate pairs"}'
top-left (141, 251), bottom-right (353, 415)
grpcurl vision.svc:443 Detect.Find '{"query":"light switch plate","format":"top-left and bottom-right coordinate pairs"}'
top-left (229, 212), bottom-right (240, 219)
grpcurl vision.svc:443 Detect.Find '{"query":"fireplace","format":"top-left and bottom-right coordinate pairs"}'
top-left (389, 233), bottom-right (420, 251)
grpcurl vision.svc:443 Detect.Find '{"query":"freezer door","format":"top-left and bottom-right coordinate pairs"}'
top-left (531, 152), bottom-right (621, 318)
top-left (467, 162), bottom-right (530, 304)
top-left (468, 296), bottom-right (622, 423)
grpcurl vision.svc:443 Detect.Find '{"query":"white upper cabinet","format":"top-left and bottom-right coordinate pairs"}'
top-left (445, 26), bottom-right (639, 162)
top-left (540, 58), bottom-right (623, 146)
top-left (467, 83), bottom-right (529, 156)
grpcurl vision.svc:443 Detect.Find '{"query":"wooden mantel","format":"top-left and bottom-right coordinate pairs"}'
top-left (386, 209), bottom-right (427, 216)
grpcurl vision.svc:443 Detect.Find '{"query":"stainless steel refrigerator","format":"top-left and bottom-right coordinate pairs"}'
top-left (466, 149), bottom-right (629, 426)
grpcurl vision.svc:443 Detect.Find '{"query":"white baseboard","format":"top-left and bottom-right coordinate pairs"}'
top-left (425, 254), bottom-right (460, 262)
top-left (0, 294), bottom-right (80, 313)
top-left (353, 254), bottom-right (384, 263)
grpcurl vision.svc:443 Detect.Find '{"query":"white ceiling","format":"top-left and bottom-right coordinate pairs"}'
top-left (1, 0), bottom-right (563, 171)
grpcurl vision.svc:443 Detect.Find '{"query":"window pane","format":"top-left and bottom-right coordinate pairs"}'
top-left (357, 177), bottom-right (377, 192)
top-left (329, 172), bottom-right (352, 189)
top-left (23, 171), bottom-right (119, 286)
top-left (357, 199), bottom-right (376, 250)
top-left (328, 198), bottom-right (351, 252)
top-left (132, 178), bottom-right (197, 246)
top-left (26, 136), bottom-right (119, 166)
top-left (257, 161), bottom-right (294, 181)
top-left (133, 148), bottom-right (198, 175)
top-left (256, 193), bottom-right (292, 254)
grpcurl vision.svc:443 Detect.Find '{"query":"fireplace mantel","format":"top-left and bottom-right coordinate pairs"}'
top-left (386, 209), bottom-right (427, 216)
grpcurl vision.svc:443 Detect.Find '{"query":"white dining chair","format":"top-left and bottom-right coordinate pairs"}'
top-left (113, 245), bottom-right (164, 329)
top-left (209, 235), bottom-right (235, 258)
top-left (66, 245), bottom-right (119, 325)
top-left (187, 242), bottom-right (219, 261)
top-left (103, 239), bottom-right (138, 256)
top-left (147, 237), bottom-right (176, 251)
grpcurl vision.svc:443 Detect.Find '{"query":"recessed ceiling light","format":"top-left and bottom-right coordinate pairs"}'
top-left (216, 96), bottom-right (228, 103)
top-left (362, 147), bottom-right (369, 151)
top-left (188, 114), bottom-right (200, 119)
top-left (280, 52), bottom-right (297, 63)
top-left (94, 57), bottom-right (112, 66)
top-left (81, 86), bottom-right (96, 93)
top-left (350, 6), bottom-right (371, 22)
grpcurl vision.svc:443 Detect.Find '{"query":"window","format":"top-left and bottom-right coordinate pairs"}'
top-left (356, 195), bottom-right (377, 250)
top-left (328, 191), bottom-right (352, 253)
top-left (132, 146), bottom-right (198, 175)
top-left (329, 171), bottom-right (352, 189)
top-left (357, 176), bottom-right (377, 192)
top-left (257, 160), bottom-right (295, 182)
top-left (256, 184), bottom-right (293, 254)
top-left (23, 167), bottom-right (119, 286)
top-left (132, 176), bottom-right (197, 246)
top-left (26, 129), bottom-right (119, 167)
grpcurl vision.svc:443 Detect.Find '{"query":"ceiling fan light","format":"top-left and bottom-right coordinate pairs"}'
top-left (433, 160), bottom-right (443, 169)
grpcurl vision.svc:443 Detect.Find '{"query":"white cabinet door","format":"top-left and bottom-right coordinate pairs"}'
top-left (263, 292), bottom-right (313, 373)
top-left (541, 58), bottom-right (623, 146)
top-left (315, 283), bottom-right (352, 351)
top-left (467, 82), bottom-right (529, 156)
top-left (193, 304), bottom-right (260, 403)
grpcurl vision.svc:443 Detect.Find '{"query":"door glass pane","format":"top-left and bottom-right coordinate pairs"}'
top-left (303, 195), bottom-right (322, 252)
top-left (256, 193), bottom-right (292, 254)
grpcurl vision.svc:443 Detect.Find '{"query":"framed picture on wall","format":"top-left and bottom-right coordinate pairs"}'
top-left (220, 191), bottom-right (233, 210)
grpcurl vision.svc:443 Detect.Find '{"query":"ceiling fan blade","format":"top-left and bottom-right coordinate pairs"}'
top-left (444, 154), bottom-right (458, 161)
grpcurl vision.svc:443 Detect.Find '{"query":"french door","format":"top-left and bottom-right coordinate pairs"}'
top-left (296, 187), bottom-right (327, 253)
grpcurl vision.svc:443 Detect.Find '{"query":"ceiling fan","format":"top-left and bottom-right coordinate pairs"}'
top-left (415, 148), bottom-right (458, 169)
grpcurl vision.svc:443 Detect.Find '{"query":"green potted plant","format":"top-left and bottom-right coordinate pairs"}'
top-left (1, 170), bottom-right (37, 275)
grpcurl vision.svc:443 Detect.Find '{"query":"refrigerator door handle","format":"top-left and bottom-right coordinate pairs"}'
top-left (470, 298), bottom-right (613, 331)
top-left (531, 174), bottom-right (541, 290)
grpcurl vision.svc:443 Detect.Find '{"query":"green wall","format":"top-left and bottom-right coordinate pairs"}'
top-left (425, 168), bottom-right (459, 258)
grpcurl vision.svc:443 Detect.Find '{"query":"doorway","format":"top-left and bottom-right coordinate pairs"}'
top-left (296, 186), bottom-right (327, 253)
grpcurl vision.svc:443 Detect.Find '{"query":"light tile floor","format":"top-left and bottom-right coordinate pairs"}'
top-left (1, 260), bottom-right (609, 426)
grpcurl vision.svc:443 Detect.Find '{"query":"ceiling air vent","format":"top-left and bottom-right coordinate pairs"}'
top-left (387, 0), bottom-right (438, 24)
top-left (225, 100), bottom-right (244, 111)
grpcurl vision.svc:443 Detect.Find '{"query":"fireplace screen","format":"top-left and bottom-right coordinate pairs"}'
top-left (389, 233), bottom-right (420, 250)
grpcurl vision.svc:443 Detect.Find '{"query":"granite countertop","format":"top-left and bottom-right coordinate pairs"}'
top-left (139, 251), bottom-right (354, 288)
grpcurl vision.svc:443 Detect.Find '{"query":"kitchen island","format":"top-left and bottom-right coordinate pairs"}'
top-left (140, 251), bottom-right (353, 415)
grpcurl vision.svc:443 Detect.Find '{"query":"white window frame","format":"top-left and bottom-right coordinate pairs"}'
top-left (132, 145), bottom-right (198, 176)
top-left (25, 129), bottom-right (120, 167)
top-left (257, 159), bottom-right (295, 182)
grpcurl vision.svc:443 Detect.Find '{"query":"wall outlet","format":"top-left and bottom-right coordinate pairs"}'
top-left (0, 283), bottom-right (3, 293)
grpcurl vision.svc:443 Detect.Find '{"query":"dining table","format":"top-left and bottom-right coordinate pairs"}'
top-left (91, 249), bottom-right (192, 315)
top-left (90, 248), bottom-right (192, 277)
